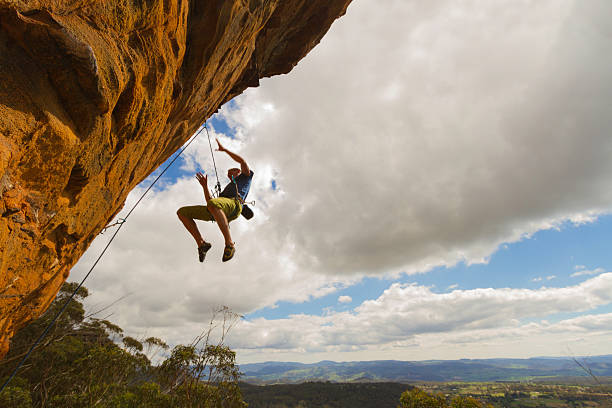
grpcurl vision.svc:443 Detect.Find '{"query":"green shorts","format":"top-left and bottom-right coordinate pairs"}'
top-left (177, 197), bottom-right (242, 222)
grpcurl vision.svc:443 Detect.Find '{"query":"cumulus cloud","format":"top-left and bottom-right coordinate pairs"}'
top-left (71, 0), bottom-right (612, 360)
top-left (217, 0), bottom-right (612, 278)
top-left (338, 295), bottom-right (352, 304)
top-left (229, 274), bottom-right (612, 359)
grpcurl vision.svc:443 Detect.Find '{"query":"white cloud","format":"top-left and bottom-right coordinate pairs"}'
top-left (219, 0), bottom-right (612, 278)
top-left (447, 284), bottom-right (459, 290)
top-left (338, 295), bottom-right (352, 304)
top-left (70, 0), bottom-right (612, 362)
top-left (571, 267), bottom-right (605, 278)
top-left (230, 274), bottom-right (612, 361)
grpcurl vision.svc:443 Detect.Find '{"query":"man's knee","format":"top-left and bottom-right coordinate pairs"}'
top-left (177, 207), bottom-right (189, 218)
top-left (207, 205), bottom-right (221, 220)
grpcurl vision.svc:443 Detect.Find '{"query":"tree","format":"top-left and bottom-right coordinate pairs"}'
top-left (0, 283), bottom-right (245, 407)
top-left (399, 387), bottom-right (491, 408)
top-left (450, 395), bottom-right (487, 408)
top-left (399, 388), bottom-right (446, 408)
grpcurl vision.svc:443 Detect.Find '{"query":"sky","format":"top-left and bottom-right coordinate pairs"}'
top-left (71, 0), bottom-right (612, 364)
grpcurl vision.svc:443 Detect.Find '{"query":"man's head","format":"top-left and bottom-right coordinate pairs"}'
top-left (227, 168), bottom-right (240, 180)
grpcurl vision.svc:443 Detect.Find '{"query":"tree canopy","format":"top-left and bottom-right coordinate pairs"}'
top-left (0, 282), bottom-right (246, 408)
top-left (399, 387), bottom-right (492, 408)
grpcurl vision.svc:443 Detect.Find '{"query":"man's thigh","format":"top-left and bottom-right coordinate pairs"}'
top-left (208, 197), bottom-right (241, 221)
top-left (177, 205), bottom-right (214, 221)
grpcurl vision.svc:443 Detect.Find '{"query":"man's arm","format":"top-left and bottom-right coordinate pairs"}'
top-left (196, 172), bottom-right (212, 203)
top-left (216, 138), bottom-right (250, 175)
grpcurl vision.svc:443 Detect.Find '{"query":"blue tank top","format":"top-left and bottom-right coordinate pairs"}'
top-left (219, 170), bottom-right (254, 200)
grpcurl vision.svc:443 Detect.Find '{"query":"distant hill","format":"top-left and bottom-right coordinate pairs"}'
top-left (239, 355), bottom-right (612, 384)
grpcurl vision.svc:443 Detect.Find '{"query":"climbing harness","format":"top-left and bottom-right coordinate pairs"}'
top-left (0, 122), bottom-right (209, 394)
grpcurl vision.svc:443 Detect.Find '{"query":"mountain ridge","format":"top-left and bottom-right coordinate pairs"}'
top-left (239, 355), bottom-right (612, 384)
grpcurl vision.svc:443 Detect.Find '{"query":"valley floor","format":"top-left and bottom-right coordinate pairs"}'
top-left (240, 379), bottom-right (612, 408)
top-left (419, 379), bottom-right (612, 408)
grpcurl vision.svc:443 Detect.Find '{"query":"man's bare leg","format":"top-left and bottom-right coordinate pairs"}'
top-left (177, 212), bottom-right (206, 247)
top-left (207, 206), bottom-right (234, 247)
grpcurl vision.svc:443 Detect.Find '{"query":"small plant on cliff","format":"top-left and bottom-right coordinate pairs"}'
top-left (0, 282), bottom-right (246, 408)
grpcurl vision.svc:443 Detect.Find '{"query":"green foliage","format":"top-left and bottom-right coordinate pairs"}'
top-left (399, 388), bottom-right (447, 408)
top-left (123, 336), bottom-right (144, 352)
top-left (109, 382), bottom-right (173, 408)
top-left (450, 395), bottom-right (487, 408)
top-left (0, 385), bottom-right (32, 408)
top-left (399, 387), bottom-right (490, 408)
top-left (241, 382), bottom-right (409, 408)
top-left (0, 282), bottom-right (245, 408)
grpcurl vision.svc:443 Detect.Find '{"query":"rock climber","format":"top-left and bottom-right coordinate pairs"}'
top-left (177, 138), bottom-right (254, 263)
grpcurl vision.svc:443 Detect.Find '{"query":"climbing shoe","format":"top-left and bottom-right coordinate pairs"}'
top-left (198, 242), bottom-right (212, 262)
top-left (222, 245), bottom-right (235, 262)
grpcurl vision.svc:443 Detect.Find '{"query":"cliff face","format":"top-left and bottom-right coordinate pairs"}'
top-left (0, 0), bottom-right (351, 357)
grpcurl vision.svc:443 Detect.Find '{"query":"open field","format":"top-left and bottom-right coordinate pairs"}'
top-left (417, 380), bottom-right (612, 408)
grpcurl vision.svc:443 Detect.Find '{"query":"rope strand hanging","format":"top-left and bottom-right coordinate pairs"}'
top-left (204, 122), bottom-right (222, 197)
top-left (0, 122), bottom-right (209, 394)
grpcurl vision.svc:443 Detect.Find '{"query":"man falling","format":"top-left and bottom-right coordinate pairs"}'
top-left (177, 139), bottom-right (254, 262)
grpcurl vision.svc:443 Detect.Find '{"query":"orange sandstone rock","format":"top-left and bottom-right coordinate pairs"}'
top-left (0, 0), bottom-right (352, 358)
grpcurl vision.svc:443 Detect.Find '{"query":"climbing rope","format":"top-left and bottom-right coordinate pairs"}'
top-left (0, 122), bottom-right (208, 394)
top-left (204, 122), bottom-right (222, 197)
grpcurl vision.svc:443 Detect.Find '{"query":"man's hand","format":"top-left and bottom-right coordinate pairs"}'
top-left (216, 138), bottom-right (250, 176)
top-left (216, 138), bottom-right (227, 153)
top-left (196, 172), bottom-right (208, 187)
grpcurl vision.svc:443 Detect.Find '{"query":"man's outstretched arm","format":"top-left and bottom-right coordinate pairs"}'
top-left (216, 138), bottom-right (250, 175)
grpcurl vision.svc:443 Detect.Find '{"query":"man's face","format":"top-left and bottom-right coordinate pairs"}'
top-left (227, 168), bottom-right (240, 180)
